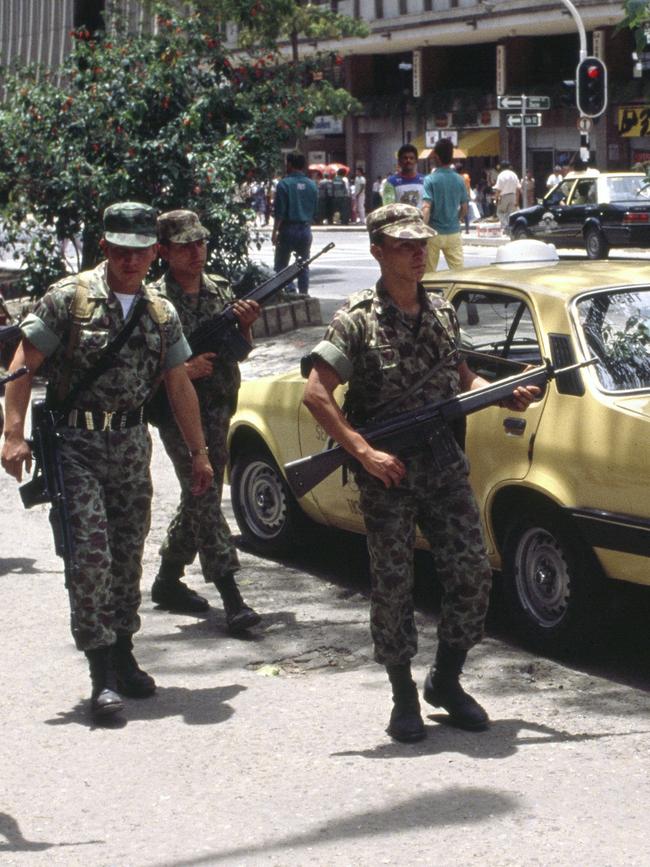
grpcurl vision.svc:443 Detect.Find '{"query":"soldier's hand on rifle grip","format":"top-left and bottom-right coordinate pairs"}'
top-left (1, 434), bottom-right (32, 482)
top-left (499, 384), bottom-right (541, 412)
top-left (358, 446), bottom-right (406, 488)
top-left (190, 451), bottom-right (214, 496)
top-left (185, 353), bottom-right (216, 380)
top-left (232, 299), bottom-right (261, 331)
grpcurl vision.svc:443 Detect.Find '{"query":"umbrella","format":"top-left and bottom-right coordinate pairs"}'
top-left (309, 163), bottom-right (327, 173)
top-left (326, 162), bottom-right (350, 175)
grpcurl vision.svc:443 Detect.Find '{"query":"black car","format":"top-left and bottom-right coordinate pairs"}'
top-left (508, 171), bottom-right (650, 259)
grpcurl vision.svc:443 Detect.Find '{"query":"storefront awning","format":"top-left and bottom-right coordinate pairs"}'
top-left (457, 129), bottom-right (500, 157)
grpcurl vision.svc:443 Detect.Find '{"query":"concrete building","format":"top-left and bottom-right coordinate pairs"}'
top-left (296, 1), bottom-right (647, 195)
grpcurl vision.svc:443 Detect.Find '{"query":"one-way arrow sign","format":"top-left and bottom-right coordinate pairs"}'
top-left (497, 95), bottom-right (524, 110)
top-left (498, 95), bottom-right (551, 111)
top-left (506, 113), bottom-right (542, 128)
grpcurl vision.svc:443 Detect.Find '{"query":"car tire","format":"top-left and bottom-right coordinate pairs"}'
top-left (501, 510), bottom-right (603, 654)
top-left (512, 223), bottom-right (530, 241)
top-left (230, 446), bottom-right (311, 556)
top-left (584, 227), bottom-right (609, 259)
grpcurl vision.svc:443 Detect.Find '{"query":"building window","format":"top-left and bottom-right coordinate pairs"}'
top-left (354, 0), bottom-right (360, 15)
top-left (399, 0), bottom-right (407, 12)
top-left (375, 0), bottom-right (384, 17)
top-left (423, 0), bottom-right (432, 9)
top-left (74, 0), bottom-right (106, 31)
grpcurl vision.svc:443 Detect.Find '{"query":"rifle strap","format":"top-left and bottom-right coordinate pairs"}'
top-left (370, 349), bottom-right (456, 422)
top-left (56, 277), bottom-right (94, 404)
top-left (56, 295), bottom-right (150, 418)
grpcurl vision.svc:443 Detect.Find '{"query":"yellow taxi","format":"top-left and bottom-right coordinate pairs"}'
top-left (227, 241), bottom-right (650, 652)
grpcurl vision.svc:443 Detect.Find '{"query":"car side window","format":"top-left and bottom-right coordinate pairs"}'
top-left (571, 180), bottom-right (596, 205)
top-left (453, 290), bottom-right (542, 381)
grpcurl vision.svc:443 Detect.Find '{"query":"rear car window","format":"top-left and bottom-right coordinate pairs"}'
top-left (576, 288), bottom-right (650, 391)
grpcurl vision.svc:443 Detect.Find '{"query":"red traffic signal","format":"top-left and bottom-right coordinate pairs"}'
top-left (576, 57), bottom-right (608, 118)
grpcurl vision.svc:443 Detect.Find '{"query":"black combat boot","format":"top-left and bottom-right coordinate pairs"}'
top-left (112, 633), bottom-right (156, 698)
top-left (423, 642), bottom-right (489, 731)
top-left (385, 662), bottom-right (426, 743)
top-left (85, 647), bottom-right (124, 720)
top-left (213, 573), bottom-right (261, 634)
top-left (151, 559), bottom-right (209, 614)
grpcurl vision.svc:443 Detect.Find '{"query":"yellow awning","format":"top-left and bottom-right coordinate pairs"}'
top-left (457, 128), bottom-right (500, 157)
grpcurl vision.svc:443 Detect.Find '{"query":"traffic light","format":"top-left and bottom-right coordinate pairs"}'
top-left (576, 57), bottom-right (608, 118)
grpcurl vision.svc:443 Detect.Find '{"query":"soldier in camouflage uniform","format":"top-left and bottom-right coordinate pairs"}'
top-left (1, 203), bottom-right (213, 722)
top-left (302, 203), bottom-right (538, 742)
top-left (149, 210), bottom-right (261, 634)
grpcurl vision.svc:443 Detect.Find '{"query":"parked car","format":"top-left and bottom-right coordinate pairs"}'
top-left (227, 242), bottom-right (650, 653)
top-left (508, 170), bottom-right (650, 259)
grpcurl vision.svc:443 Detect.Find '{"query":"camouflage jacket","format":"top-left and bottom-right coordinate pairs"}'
top-left (21, 262), bottom-right (189, 413)
top-left (303, 280), bottom-right (462, 424)
top-left (149, 271), bottom-right (240, 408)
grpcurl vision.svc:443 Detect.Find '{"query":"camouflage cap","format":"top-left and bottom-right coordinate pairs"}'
top-left (366, 203), bottom-right (436, 240)
top-left (158, 210), bottom-right (210, 244)
top-left (103, 202), bottom-right (158, 248)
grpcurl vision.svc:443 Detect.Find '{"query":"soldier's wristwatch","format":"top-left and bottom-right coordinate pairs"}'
top-left (189, 446), bottom-right (209, 457)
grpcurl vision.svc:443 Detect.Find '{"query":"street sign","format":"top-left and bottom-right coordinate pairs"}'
top-left (498, 95), bottom-right (551, 111)
top-left (506, 113), bottom-right (542, 128)
top-left (498, 95), bottom-right (524, 110)
top-left (526, 96), bottom-right (551, 110)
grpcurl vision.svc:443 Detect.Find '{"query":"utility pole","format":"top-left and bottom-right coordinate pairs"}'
top-left (557, 0), bottom-right (593, 163)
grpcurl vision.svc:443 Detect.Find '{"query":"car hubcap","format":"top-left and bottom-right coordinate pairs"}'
top-left (514, 527), bottom-right (571, 628)
top-left (238, 459), bottom-right (287, 540)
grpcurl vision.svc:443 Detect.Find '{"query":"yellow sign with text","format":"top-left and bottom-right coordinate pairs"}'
top-left (618, 106), bottom-right (650, 137)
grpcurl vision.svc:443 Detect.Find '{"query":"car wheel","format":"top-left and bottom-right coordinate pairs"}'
top-left (584, 227), bottom-right (609, 259)
top-left (502, 511), bottom-right (602, 654)
top-left (230, 446), bottom-right (311, 556)
top-left (512, 223), bottom-right (530, 241)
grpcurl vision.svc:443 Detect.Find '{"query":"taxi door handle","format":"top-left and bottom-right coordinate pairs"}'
top-left (503, 417), bottom-right (527, 436)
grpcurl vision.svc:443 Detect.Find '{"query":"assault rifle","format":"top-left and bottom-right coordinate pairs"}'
top-left (147, 242), bottom-right (334, 426)
top-left (285, 357), bottom-right (596, 498)
top-left (188, 242), bottom-right (334, 361)
top-left (19, 400), bottom-right (76, 583)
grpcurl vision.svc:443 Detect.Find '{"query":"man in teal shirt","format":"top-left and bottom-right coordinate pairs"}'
top-left (421, 138), bottom-right (468, 276)
top-left (272, 152), bottom-right (318, 294)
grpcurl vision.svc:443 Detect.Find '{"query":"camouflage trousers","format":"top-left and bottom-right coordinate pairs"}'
top-left (158, 401), bottom-right (239, 581)
top-left (356, 447), bottom-right (492, 666)
top-left (59, 426), bottom-right (153, 651)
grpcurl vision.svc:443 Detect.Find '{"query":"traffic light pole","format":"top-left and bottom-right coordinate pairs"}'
top-left (558, 0), bottom-right (592, 162)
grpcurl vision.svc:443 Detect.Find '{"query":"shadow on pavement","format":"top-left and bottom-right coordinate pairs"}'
top-left (0, 557), bottom-right (41, 576)
top-left (44, 684), bottom-right (246, 728)
top-left (149, 786), bottom-right (518, 867)
top-left (0, 811), bottom-right (103, 852)
top-left (332, 717), bottom-right (650, 761)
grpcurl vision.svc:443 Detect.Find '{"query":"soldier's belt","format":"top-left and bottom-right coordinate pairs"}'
top-left (65, 407), bottom-right (145, 431)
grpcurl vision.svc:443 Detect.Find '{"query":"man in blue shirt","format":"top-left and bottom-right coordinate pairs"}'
top-left (421, 138), bottom-right (468, 276)
top-left (272, 152), bottom-right (318, 295)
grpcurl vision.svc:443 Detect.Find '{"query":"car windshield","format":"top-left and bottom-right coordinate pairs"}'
top-left (576, 288), bottom-right (650, 391)
top-left (605, 175), bottom-right (649, 202)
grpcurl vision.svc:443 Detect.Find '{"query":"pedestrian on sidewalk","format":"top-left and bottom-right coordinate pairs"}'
top-left (421, 137), bottom-right (468, 274)
top-left (494, 160), bottom-right (521, 229)
top-left (301, 203), bottom-right (539, 743)
top-left (149, 210), bottom-right (262, 635)
top-left (272, 152), bottom-right (318, 295)
top-left (0, 202), bottom-right (213, 722)
top-left (382, 144), bottom-right (425, 209)
top-left (353, 166), bottom-right (367, 223)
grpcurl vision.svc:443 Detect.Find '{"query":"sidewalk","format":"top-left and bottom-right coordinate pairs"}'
top-left (256, 222), bottom-right (511, 247)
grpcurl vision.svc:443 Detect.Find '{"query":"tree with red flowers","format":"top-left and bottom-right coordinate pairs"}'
top-left (0, 1), bottom-right (363, 296)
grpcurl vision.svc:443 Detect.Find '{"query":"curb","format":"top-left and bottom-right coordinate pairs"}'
top-left (252, 295), bottom-right (322, 339)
